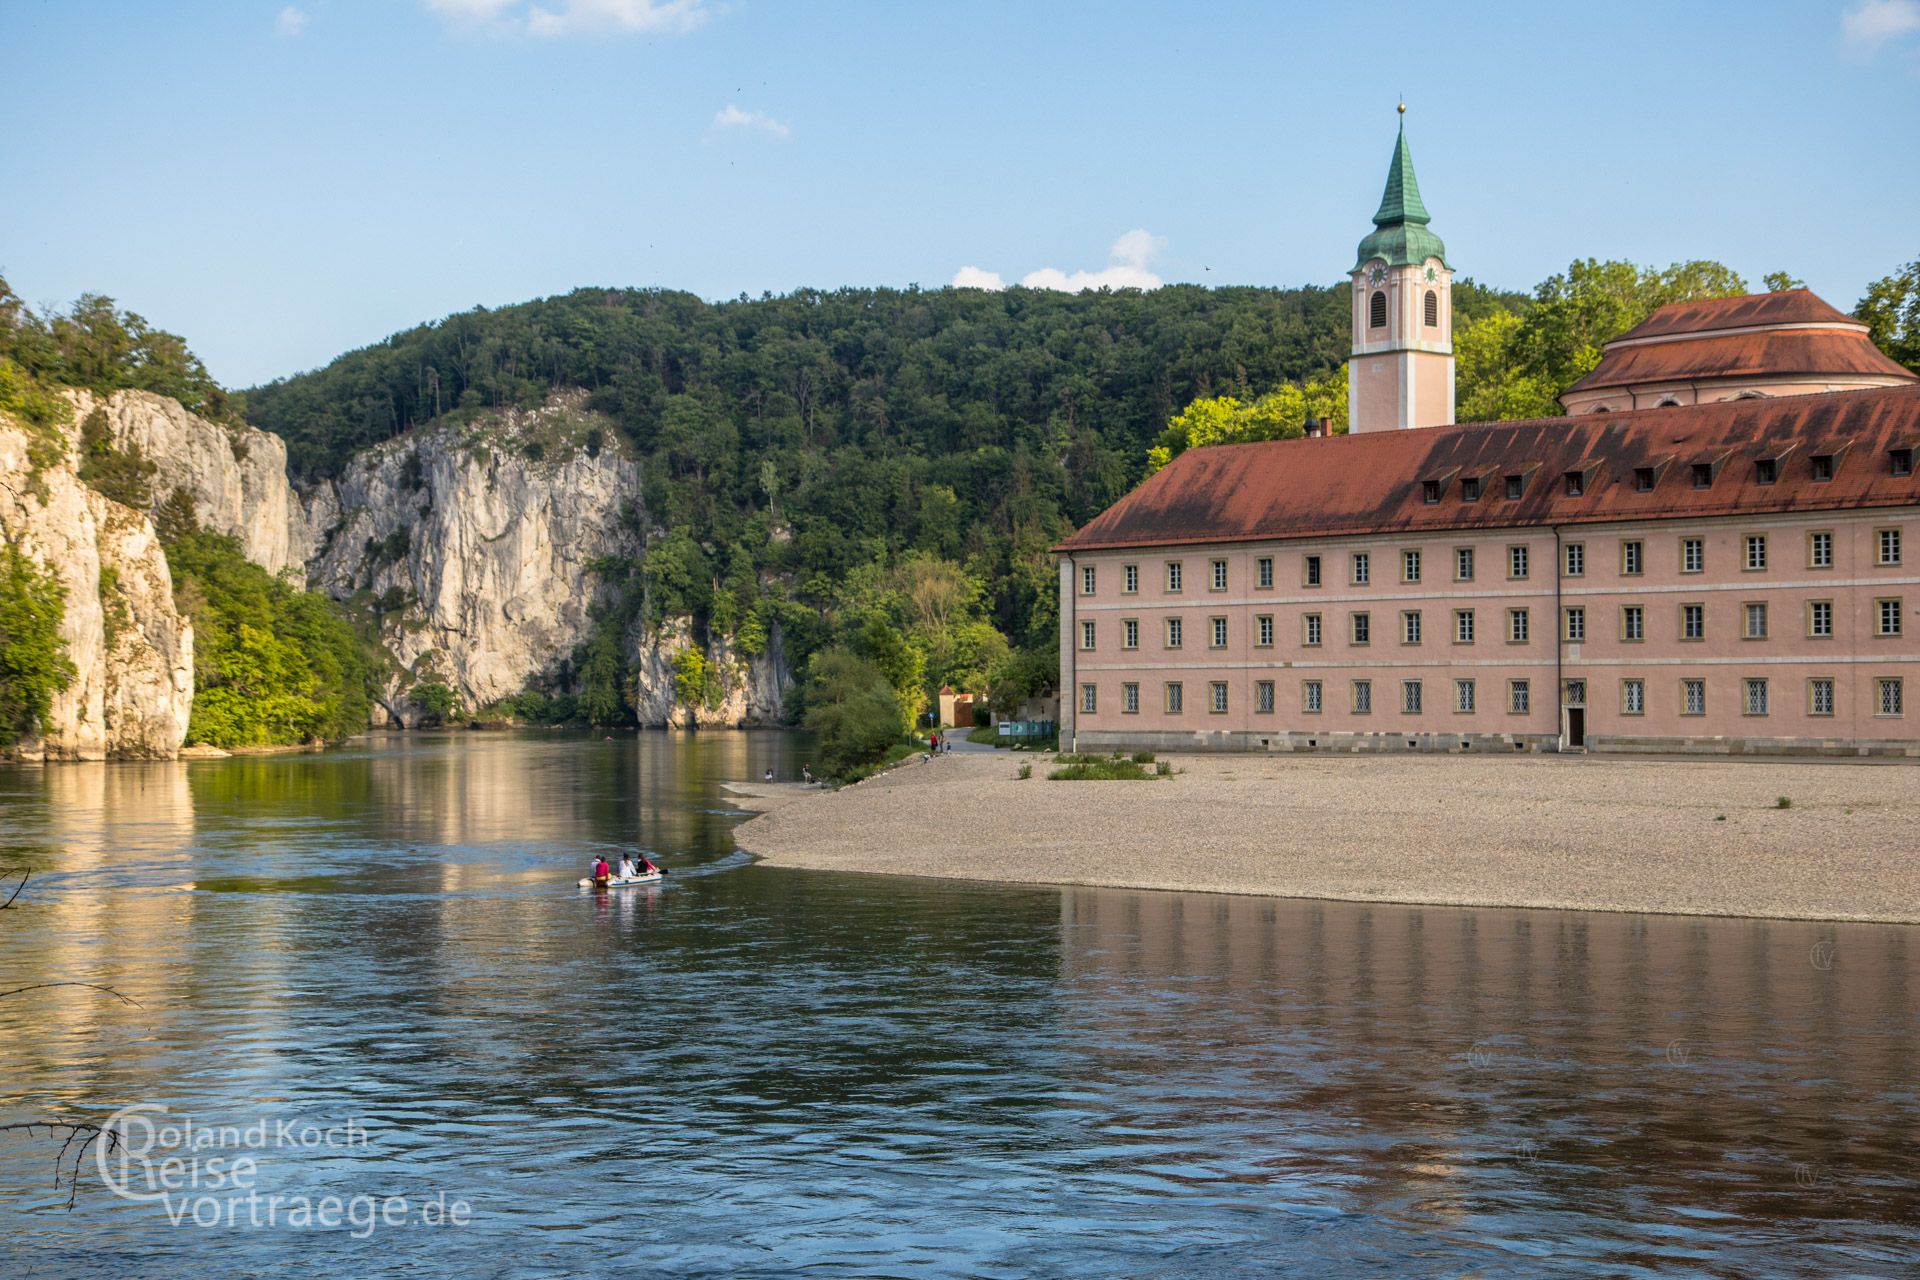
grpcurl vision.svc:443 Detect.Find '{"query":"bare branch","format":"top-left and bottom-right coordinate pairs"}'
top-left (0, 982), bottom-right (142, 1008)
top-left (0, 868), bottom-right (26, 909)
top-left (0, 1122), bottom-right (121, 1210)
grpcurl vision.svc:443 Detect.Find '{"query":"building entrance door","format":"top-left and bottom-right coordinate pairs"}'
top-left (1563, 680), bottom-right (1587, 750)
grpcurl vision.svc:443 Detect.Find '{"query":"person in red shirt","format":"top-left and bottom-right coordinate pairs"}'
top-left (592, 856), bottom-right (611, 883)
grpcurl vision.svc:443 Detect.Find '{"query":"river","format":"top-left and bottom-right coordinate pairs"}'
top-left (1, 731), bottom-right (1915, 1277)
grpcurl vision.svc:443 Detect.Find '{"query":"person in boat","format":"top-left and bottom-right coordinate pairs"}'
top-left (617, 855), bottom-right (637, 880)
top-left (592, 856), bottom-right (611, 883)
top-left (635, 853), bottom-right (660, 876)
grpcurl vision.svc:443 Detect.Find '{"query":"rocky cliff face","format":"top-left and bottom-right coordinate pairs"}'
top-left (0, 419), bottom-right (193, 760)
top-left (629, 618), bottom-right (792, 728)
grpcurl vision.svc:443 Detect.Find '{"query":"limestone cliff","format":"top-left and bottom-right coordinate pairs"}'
top-left (628, 618), bottom-right (792, 728)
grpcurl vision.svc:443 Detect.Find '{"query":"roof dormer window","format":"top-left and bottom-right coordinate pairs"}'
top-left (1503, 475), bottom-right (1524, 500)
top-left (1755, 458), bottom-right (1778, 485)
top-left (1892, 448), bottom-right (1913, 477)
top-left (1810, 454), bottom-right (1835, 482)
top-left (1460, 476), bottom-right (1481, 501)
top-left (1421, 479), bottom-right (1441, 504)
top-left (1691, 463), bottom-right (1713, 489)
top-left (1634, 467), bottom-right (1655, 492)
top-left (1563, 471), bottom-right (1585, 497)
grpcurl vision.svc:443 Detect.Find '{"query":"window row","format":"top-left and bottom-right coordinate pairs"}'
top-left (1418, 448), bottom-right (1915, 505)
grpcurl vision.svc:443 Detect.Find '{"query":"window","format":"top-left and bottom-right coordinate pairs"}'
top-left (1877, 598), bottom-right (1904, 636)
top-left (1623, 605), bottom-right (1644, 642)
top-left (1255, 614), bottom-right (1274, 647)
top-left (1256, 680), bottom-right (1275, 714)
top-left (1563, 679), bottom-right (1586, 707)
top-left (1424, 289), bottom-right (1439, 327)
top-left (1210, 682), bottom-right (1228, 714)
top-left (1744, 678), bottom-right (1769, 717)
top-left (1455, 679), bottom-right (1475, 713)
top-left (1564, 470), bottom-right (1585, 497)
top-left (1123, 618), bottom-right (1140, 649)
top-left (1682, 538), bottom-right (1704, 573)
top-left (1622, 540), bottom-right (1644, 576)
top-left (1683, 679), bottom-right (1706, 716)
top-left (1682, 603), bottom-right (1705, 640)
top-left (1304, 554), bottom-right (1322, 587)
top-left (1634, 467), bottom-right (1655, 492)
top-left (1565, 543), bottom-right (1584, 576)
top-left (1210, 616), bottom-right (1228, 648)
top-left (1166, 562), bottom-right (1183, 593)
top-left (1745, 603), bottom-right (1768, 639)
top-left (1351, 612), bottom-right (1371, 645)
top-left (1809, 679), bottom-right (1834, 717)
top-left (1165, 682), bottom-right (1184, 714)
top-left (1080, 565), bottom-right (1096, 595)
top-left (1257, 557), bottom-right (1274, 588)
top-left (1879, 678), bottom-right (1905, 717)
top-left (1809, 601), bottom-right (1833, 638)
top-left (1422, 480), bottom-right (1441, 504)
top-left (1210, 559), bottom-right (1228, 591)
top-left (1879, 528), bottom-right (1903, 566)
top-left (1166, 617), bottom-right (1184, 648)
top-left (1504, 475), bottom-right (1525, 500)
top-left (1811, 454), bottom-right (1835, 481)
top-left (1894, 448), bottom-right (1914, 477)
top-left (1352, 680), bottom-right (1373, 715)
top-left (1509, 680), bottom-right (1531, 714)
top-left (1508, 608), bottom-right (1530, 643)
top-left (1755, 458), bottom-right (1777, 485)
top-left (1509, 545), bottom-right (1529, 579)
top-left (1564, 607), bottom-right (1585, 642)
top-left (1369, 289), bottom-right (1387, 328)
top-left (1623, 679), bottom-right (1645, 716)
top-left (1303, 613), bottom-right (1323, 646)
top-left (1402, 610), bottom-right (1423, 645)
top-left (1455, 609), bottom-right (1475, 644)
top-left (1351, 552), bottom-right (1371, 585)
top-left (1123, 563), bottom-right (1139, 594)
top-left (1809, 531), bottom-right (1833, 568)
top-left (1402, 549), bottom-right (1421, 582)
top-left (1691, 463), bottom-right (1713, 488)
top-left (1081, 683), bottom-right (1098, 715)
top-left (1080, 620), bottom-right (1096, 650)
top-left (1122, 682), bottom-right (1140, 714)
top-left (1303, 680), bottom-right (1323, 714)
top-left (1456, 547), bottom-right (1475, 580)
top-left (1461, 477), bottom-right (1481, 501)
top-left (1745, 534), bottom-right (1767, 571)
top-left (1402, 680), bottom-right (1423, 714)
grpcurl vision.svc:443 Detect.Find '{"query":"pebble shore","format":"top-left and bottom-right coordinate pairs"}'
top-left (728, 752), bottom-right (1920, 923)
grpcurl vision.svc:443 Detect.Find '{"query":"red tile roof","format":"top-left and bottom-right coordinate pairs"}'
top-left (1056, 386), bottom-right (1920, 552)
top-left (1566, 330), bottom-right (1916, 394)
top-left (1615, 289), bottom-right (1859, 342)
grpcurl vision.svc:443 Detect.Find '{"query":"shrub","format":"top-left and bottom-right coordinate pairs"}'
top-left (77, 407), bottom-right (156, 509)
top-left (1017, 763), bottom-right (1032, 780)
top-left (802, 646), bottom-right (904, 781)
top-left (1776, 796), bottom-right (1792, 810)
top-left (409, 680), bottom-right (462, 727)
top-left (1130, 750), bottom-right (1155, 764)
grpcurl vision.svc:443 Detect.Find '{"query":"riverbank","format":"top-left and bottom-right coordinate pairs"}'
top-left (728, 752), bottom-right (1920, 923)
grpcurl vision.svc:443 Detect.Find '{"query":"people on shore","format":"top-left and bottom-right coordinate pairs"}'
top-left (801, 765), bottom-right (814, 785)
top-left (764, 768), bottom-right (774, 782)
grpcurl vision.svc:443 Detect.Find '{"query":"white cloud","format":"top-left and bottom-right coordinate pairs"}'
top-left (423, 0), bottom-right (709, 38)
top-left (1842, 0), bottom-right (1920, 52)
top-left (953, 229), bottom-right (1168, 294)
top-left (276, 6), bottom-right (309, 36)
top-left (713, 104), bottom-right (790, 138)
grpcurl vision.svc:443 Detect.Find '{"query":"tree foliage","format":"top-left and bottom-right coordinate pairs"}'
top-left (0, 546), bottom-right (76, 745)
top-left (0, 277), bottom-right (236, 420)
top-left (800, 646), bottom-right (905, 780)
top-left (1857, 256), bottom-right (1920, 375)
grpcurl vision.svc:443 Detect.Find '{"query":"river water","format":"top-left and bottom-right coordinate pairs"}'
top-left (0, 731), bottom-right (1915, 1277)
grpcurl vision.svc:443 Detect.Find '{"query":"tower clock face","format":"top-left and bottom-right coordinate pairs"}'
top-left (1424, 265), bottom-right (1437, 283)
top-left (1368, 265), bottom-right (1386, 286)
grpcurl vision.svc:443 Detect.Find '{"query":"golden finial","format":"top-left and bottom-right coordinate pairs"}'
top-left (1397, 102), bottom-right (1407, 115)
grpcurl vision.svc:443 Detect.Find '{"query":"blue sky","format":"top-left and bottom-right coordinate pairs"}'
top-left (3, 1), bottom-right (1918, 387)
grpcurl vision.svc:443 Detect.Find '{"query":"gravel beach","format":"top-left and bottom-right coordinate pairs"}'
top-left (729, 752), bottom-right (1920, 923)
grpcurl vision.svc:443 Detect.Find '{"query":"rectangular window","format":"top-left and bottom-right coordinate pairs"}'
top-left (1351, 612), bottom-right (1371, 645)
top-left (1811, 454), bottom-right (1835, 481)
top-left (1402, 549), bottom-right (1422, 583)
top-left (1304, 554), bottom-right (1322, 587)
top-left (1755, 457), bottom-right (1778, 485)
top-left (1210, 616), bottom-right (1228, 648)
top-left (1879, 678), bottom-right (1905, 717)
top-left (1257, 557), bottom-right (1274, 588)
top-left (1166, 617), bottom-right (1183, 648)
top-left (1455, 609), bottom-right (1475, 644)
top-left (1455, 547), bottom-right (1474, 581)
top-left (1402, 680), bottom-right (1423, 714)
top-left (1623, 679), bottom-right (1645, 716)
top-left (1509, 680), bottom-right (1531, 714)
top-left (1455, 679), bottom-right (1475, 713)
top-left (1165, 682), bottom-right (1184, 714)
top-left (1402, 610), bottom-right (1423, 645)
top-left (1879, 528), bottom-right (1903, 566)
top-left (1080, 683), bottom-right (1098, 715)
top-left (1691, 462), bottom-right (1713, 488)
top-left (1080, 620), bottom-right (1096, 650)
top-left (1745, 534), bottom-right (1768, 571)
top-left (1808, 601), bottom-right (1833, 638)
top-left (1564, 607), bottom-right (1585, 642)
top-left (1210, 559), bottom-right (1228, 591)
top-left (1808, 678), bottom-right (1834, 717)
top-left (1622, 540), bottom-right (1644, 576)
top-left (1166, 562), bottom-right (1183, 593)
top-left (1744, 602), bottom-right (1768, 640)
top-left (1123, 563), bottom-right (1139, 594)
top-left (1256, 680), bottom-right (1275, 714)
top-left (1123, 618), bottom-right (1140, 649)
top-left (1210, 682), bottom-right (1228, 714)
top-left (1303, 613), bottom-right (1323, 646)
top-left (1508, 608), bottom-right (1530, 643)
top-left (1744, 678), bottom-right (1769, 716)
top-left (1894, 448), bottom-right (1914, 477)
top-left (1122, 682), bottom-right (1140, 714)
top-left (1080, 565), bottom-right (1096, 596)
top-left (1509, 545), bottom-right (1530, 579)
top-left (1634, 467), bottom-right (1655, 492)
top-left (1504, 475), bottom-right (1524, 500)
top-left (1683, 679), bottom-right (1706, 716)
top-left (1351, 552), bottom-right (1370, 585)
top-left (1565, 543), bottom-right (1585, 577)
top-left (1255, 614), bottom-right (1274, 647)
top-left (1303, 680), bottom-right (1323, 714)
top-left (1563, 678), bottom-right (1586, 707)
top-left (1682, 603), bottom-right (1705, 641)
top-left (1809, 531), bottom-right (1833, 568)
top-left (1623, 605), bottom-right (1644, 642)
top-left (1422, 479), bottom-right (1441, 504)
top-left (1878, 598), bottom-right (1904, 636)
top-left (1564, 470), bottom-right (1585, 497)
top-left (1682, 538), bottom-right (1704, 573)
top-left (1352, 680), bottom-right (1373, 715)
top-left (1461, 477), bottom-right (1481, 501)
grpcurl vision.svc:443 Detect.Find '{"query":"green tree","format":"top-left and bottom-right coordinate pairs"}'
top-left (1857, 256), bottom-right (1920, 374)
top-left (800, 646), bottom-right (904, 780)
top-left (76, 407), bottom-right (157, 509)
top-left (0, 545), bottom-right (77, 745)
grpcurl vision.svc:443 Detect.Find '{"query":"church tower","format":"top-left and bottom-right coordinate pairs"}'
top-left (1348, 107), bottom-right (1454, 433)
